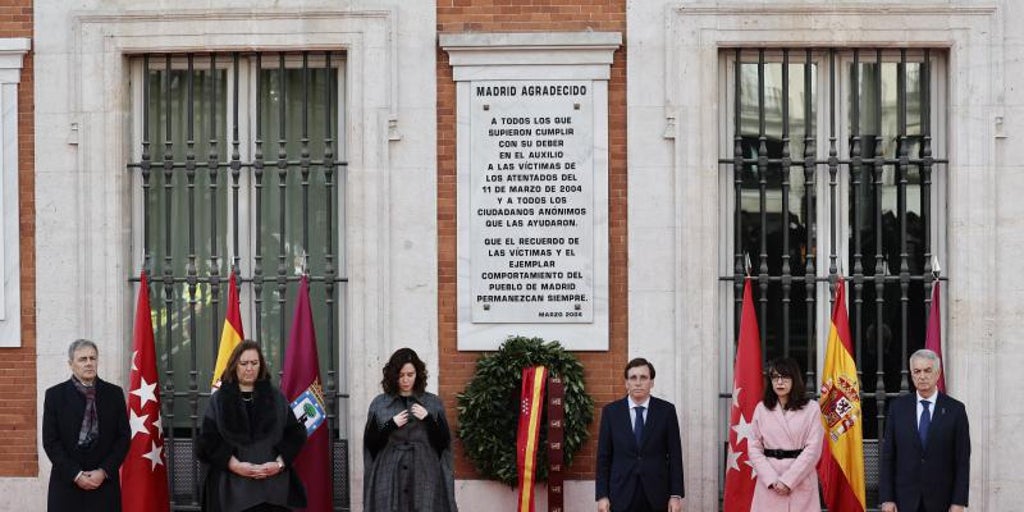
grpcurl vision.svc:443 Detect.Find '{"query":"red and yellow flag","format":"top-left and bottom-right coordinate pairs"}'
top-left (516, 365), bottom-right (548, 512)
top-left (817, 279), bottom-right (866, 511)
top-left (211, 272), bottom-right (244, 389)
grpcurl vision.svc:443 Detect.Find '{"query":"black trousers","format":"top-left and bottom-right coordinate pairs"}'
top-left (241, 505), bottom-right (291, 512)
top-left (624, 478), bottom-right (666, 512)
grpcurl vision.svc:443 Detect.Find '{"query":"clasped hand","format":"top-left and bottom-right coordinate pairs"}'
top-left (228, 456), bottom-right (283, 480)
top-left (392, 404), bottom-right (429, 427)
top-left (769, 481), bottom-right (791, 496)
top-left (75, 469), bottom-right (107, 490)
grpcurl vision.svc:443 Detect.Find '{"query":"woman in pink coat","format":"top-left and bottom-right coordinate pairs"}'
top-left (748, 358), bottom-right (824, 511)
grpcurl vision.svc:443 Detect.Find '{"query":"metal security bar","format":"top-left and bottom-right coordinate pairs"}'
top-left (719, 48), bottom-right (947, 509)
top-left (127, 51), bottom-right (350, 511)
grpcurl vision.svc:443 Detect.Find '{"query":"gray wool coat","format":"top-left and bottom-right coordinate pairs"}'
top-left (363, 392), bottom-right (457, 512)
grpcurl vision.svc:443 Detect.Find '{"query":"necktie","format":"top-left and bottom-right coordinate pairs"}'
top-left (919, 400), bottom-right (931, 446)
top-left (634, 406), bottom-right (645, 446)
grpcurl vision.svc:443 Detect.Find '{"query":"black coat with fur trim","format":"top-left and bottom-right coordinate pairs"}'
top-left (197, 379), bottom-right (307, 511)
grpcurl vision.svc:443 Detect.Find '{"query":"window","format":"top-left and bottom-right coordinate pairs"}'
top-left (0, 38), bottom-right (29, 347)
top-left (128, 52), bottom-right (348, 508)
top-left (719, 48), bottom-right (947, 505)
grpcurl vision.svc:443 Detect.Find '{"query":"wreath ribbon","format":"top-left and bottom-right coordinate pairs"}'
top-left (516, 365), bottom-right (548, 512)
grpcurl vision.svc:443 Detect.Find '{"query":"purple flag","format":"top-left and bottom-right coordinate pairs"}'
top-left (281, 275), bottom-right (333, 511)
top-left (924, 280), bottom-right (946, 393)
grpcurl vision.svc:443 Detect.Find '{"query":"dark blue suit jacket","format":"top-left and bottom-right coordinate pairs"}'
top-left (879, 392), bottom-right (970, 511)
top-left (595, 396), bottom-right (684, 510)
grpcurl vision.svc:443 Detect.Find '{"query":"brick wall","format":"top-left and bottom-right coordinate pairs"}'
top-left (0, 0), bottom-right (35, 477)
top-left (437, 0), bottom-right (626, 481)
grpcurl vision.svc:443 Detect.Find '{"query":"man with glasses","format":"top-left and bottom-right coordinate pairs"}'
top-left (879, 349), bottom-right (971, 512)
top-left (596, 358), bottom-right (684, 512)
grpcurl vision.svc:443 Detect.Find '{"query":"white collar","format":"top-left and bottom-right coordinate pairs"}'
top-left (629, 397), bottom-right (651, 409)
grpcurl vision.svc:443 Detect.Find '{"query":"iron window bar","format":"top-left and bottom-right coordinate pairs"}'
top-left (720, 47), bottom-right (947, 509)
top-left (127, 51), bottom-right (350, 511)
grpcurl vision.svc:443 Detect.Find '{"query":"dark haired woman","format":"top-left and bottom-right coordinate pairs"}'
top-left (197, 340), bottom-right (307, 511)
top-left (363, 347), bottom-right (457, 511)
top-left (747, 358), bottom-right (824, 511)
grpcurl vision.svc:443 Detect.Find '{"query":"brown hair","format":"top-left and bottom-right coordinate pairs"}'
top-left (381, 347), bottom-right (428, 395)
top-left (219, 339), bottom-right (270, 385)
top-left (623, 357), bottom-right (656, 380)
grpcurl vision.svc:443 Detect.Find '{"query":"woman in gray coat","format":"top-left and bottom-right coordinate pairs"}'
top-left (363, 348), bottom-right (457, 511)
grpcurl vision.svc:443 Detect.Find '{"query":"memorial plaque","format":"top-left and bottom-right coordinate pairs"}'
top-left (469, 81), bottom-right (594, 323)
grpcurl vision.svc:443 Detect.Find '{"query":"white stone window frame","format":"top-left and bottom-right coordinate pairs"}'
top-left (66, 8), bottom-right (401, 395)
top-left (715, 48), bottom-right (951, 391)
top-left (35, 8), bottom-right (436, 502)
top-left (0, 38), bottom-right (29, 348)
top-left (628, 4), bottom-right (998, 508)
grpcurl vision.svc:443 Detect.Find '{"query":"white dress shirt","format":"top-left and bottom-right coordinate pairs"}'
top-left (916, 390), bottom-right (938, 425)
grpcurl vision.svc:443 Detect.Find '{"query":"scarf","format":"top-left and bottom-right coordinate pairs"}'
top-left (72, 376), bottom-right (99, 449)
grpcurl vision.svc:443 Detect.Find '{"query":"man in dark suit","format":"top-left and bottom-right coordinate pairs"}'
top-left (880, 348), bottom-right (970, 512)
top-left (596, 358), bottom-right (684, 512)
top-left (42, 339), bottom-right (130, 512)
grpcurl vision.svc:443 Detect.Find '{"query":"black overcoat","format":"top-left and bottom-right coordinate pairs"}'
top-left (42, 377), bottom-right (130, 512)
top-left (197, 379), bottom-right (307, 512)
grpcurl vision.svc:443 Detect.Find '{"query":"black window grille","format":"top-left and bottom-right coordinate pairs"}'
top-left (719, 48), bottom-right (947, 509)
top-left (127, 51), bottom-right (350, 511)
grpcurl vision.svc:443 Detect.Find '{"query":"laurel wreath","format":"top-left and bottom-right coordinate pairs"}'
top-left (456, 336), bottom-right (594, 486)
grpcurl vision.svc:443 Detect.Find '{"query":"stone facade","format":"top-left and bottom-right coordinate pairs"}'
top-left (6, 0), bottom-right (1020, 511)
top-left (20, 0), bottom-right (437, 509)
top-left (628, 1), bottom-right (1009, 510)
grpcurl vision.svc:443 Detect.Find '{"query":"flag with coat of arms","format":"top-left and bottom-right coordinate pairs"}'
top-left (817, 278), bottom-right (866, 511)
top-left (281, 275), bottom-right (332, 511)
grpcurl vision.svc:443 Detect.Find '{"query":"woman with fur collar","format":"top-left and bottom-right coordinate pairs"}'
top-left (198, 340), bottom-right (307, 511)
top-left (363, 347), bottom-right (457, 511)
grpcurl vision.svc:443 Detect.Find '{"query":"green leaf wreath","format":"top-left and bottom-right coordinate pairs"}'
top-left (456, 336), bottom-right (594, 486)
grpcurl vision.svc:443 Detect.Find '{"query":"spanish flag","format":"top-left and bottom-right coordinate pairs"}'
top-left (211, 271), bottom-right (245, 389)
top-left (817, 278), bottom-right (866, 511)
top-left (517, 365), bottom-right (548, 512)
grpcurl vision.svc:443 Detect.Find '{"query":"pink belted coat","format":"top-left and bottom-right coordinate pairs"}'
top-left (747, 401), bottom-right (824, 511)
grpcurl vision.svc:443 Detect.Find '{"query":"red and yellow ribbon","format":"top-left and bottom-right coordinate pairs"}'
top-left (517, 365), bottom-right (548, 512)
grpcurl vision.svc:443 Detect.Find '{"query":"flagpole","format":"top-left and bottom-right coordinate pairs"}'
top-left (925, 256), bottom-right (946, 392)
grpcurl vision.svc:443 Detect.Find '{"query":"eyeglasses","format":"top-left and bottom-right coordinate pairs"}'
top-left (769, 374), bottom-right (792, 382)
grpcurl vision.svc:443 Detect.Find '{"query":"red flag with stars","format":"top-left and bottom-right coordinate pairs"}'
top-left (121, 271), bottom-right (170, 512)
top-left (723, 277), bottom-right (763, 511)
